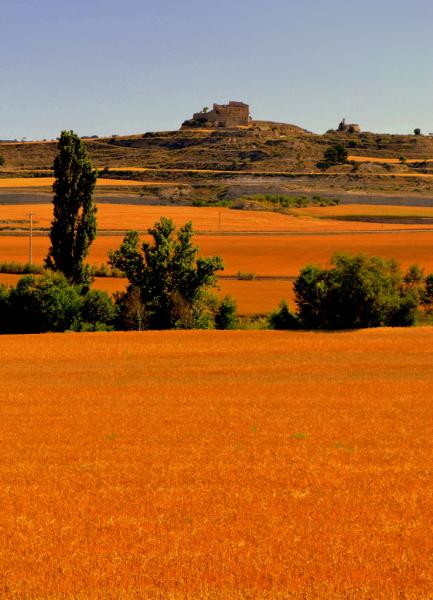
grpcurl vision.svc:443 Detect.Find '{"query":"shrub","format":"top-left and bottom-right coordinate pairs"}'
top-left (0, 284), bottom-right (10, 331)
top-left (78, 289), bottom-right (117, 331)
top-left (215, 296), bottom-right (238, 330)
top-left (293, 253), bottom-right (421, 330)
top-left (268, 300), bottom-right (300, 330)
top-left (7, 272), bottom-right (82, 333)
top-left (317, 144), bottom-right (348, 169)
top-left (236, 271), bottom-right (256, 280)
top-left (0, 261), bottom-right (43, 275)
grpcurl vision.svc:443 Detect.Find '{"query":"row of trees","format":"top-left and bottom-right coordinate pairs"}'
top-left (0, 130), bottom-right (237, 333)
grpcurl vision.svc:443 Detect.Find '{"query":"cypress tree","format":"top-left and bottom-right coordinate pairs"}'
top-left (45, 130), bottom-right (97, 286)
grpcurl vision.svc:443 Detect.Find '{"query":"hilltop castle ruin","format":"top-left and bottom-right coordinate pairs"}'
top-left (337, 118), bottom-right (361, 134)
top-left (182, 101), bottom-right (250, 129)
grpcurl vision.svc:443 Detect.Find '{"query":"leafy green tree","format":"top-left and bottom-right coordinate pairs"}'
top-left (317, 144), bottom-right (348, 169)
top-left (421, 272), bottom-right (433, 314)
top-left (45, 130), bottom-right (97, 286)
top-left (0, 284), bottom-right (11, 332)
top-left (293, 253), bottom-right (421, 329)
top-left (268, 300), bottom-right (300, 330)
top-left (8, 272), bottom-right (82, 333)
top-left (215, 295), bottom-right (238, 329)
top-left (79, 289), bottom-right (117, 331)
top-left (109, 217), bottom-right (224, 329)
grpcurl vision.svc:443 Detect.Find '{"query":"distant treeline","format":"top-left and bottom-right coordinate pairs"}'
top-left (2, 250), bottom-right (433, 333)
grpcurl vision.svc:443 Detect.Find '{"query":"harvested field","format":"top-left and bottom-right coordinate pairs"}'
top-left (3, 203), bottom-right (433, 234)
top-left (1, 329), bottom-right (433, 598)
top-left (4, 232), bottom-right (433, 278)
top-left (0, 178), bottom-right (165, 189)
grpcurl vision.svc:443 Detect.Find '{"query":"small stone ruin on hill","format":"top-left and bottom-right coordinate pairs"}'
top-left (337, 118), bottom-right (361, 134)
top-left (182, 101), bottom-right (251, 129)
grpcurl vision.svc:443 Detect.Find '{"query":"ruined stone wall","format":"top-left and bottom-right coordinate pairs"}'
top-left (183, 101), bottom-right (250, 129)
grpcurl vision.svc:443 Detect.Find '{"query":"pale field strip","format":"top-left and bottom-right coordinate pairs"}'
top-left (1, 329), bottom-right (433, 597)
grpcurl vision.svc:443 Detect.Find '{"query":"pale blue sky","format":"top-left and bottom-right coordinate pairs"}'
top-left (2, 0), bottom-right (433, 139)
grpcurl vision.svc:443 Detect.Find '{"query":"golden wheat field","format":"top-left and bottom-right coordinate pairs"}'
top-left (1, 329), bottom-right (433, 598)
top-left (0, 178), bottom-right (161, 188)
top-left (4, 231), bottom-right (433, 277)
top-left (5, 203), bottom-right (433, 233)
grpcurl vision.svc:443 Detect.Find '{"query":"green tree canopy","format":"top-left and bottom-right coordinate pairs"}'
top-left (317, 144), bottom-right (348, 169)
top-left (293, 253), bottom-right (421, 329)
top-left (109, 217), bottom-right (224, 329)
top-left (8, 272), bottom-right (82, 333)
top-left (45, 130), bottom-right (97, 286)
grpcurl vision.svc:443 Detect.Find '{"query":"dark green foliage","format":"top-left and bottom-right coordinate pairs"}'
top-left (414, 128), bottom-right (421, 136)
top-left (78, 289), bottom-right (117, 331)
top-left (0, 261), bottom-right (43, 275)
top-left (7, 272), bottom-right (82, 333)
top-left (0, 261), bottom-right (123, 278)
top-left (109, 217), bottom-right (224, 329)
top-left (0, 272), bottom-right (116, 334)
top-left (240, 194), bottom-right (340, 209)
top-left (268, 300), bottom-right (300, 330)
top-left (293, 253), bottom-right (421, 330)
top-left (317, 144), bottom-right (348, 169)
top-left (45, 130), bottom-right (97, 286)
top-left (0, 284), bottom-right (10, 332)
top-left (0, 155), bottom-right (5, 167)
top-left (421, 273), bottom-right (433, 313)
top-left (215, 296), bottom-right (238, 330)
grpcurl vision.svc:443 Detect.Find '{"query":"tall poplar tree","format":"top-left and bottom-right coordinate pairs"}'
top-left (45, 130), bottom-right (97, 286)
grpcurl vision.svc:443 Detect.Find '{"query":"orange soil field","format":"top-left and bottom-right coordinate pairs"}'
top-left (0, 273), bottom-right (293, 316)
top-left (5, 203), bottom-right (433, 233)
top-left (4, 232), bottom-right (433, 278)
top-left (0, 178), bottom-right (164, 189)
top-left (1, 329), bottom-right (433, 598)
top-left (90, 277), bottom-right (294, 316)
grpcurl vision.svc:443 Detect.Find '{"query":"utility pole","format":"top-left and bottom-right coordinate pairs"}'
top-left (28, 213), bottom-right (34, 265)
